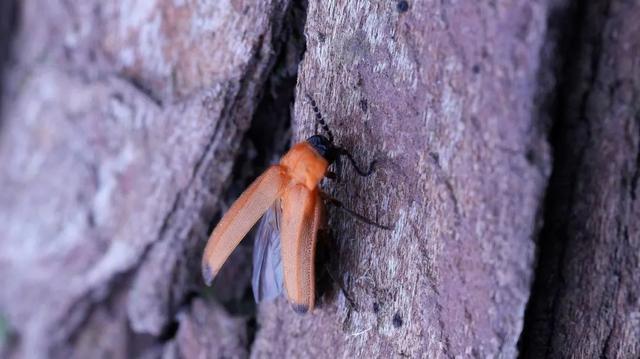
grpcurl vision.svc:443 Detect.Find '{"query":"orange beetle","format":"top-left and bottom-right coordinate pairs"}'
top-left (202, 96), bottom-right (389, 313)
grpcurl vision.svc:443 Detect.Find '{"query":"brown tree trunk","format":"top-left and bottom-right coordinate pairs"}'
top-left (0, 0), bottom-right (637, 358)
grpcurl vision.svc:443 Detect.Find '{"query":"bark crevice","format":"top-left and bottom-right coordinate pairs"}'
top-left (519, 0), bottom-right (630, 357)
top-left (0, 0), bottom-right (18, 130)
top-left (517, 0), bottom-right (591, 354)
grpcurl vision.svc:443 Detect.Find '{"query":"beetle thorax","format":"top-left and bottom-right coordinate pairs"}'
top-left (280, 142), bottom-right (328, 190)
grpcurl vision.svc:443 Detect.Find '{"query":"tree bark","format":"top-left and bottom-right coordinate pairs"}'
top-left (0, 0), bottom-right (638, 358)
top-left (520, 1), bottom-right (640, 357)
top-left (0, 0), bottom-right (294, 357)
top-left (253, 1), bottom-right (552, 357)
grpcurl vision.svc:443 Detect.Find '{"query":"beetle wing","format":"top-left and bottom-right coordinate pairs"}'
top-left (202, 165), bottom-right (288, 284)
top-left (251, 201), bottom-right (284, 302)
top-left (280, 185), bottom-right (324, 313)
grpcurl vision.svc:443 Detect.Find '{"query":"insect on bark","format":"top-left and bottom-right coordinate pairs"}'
top-left (201, 94), bottom-right (391, 314)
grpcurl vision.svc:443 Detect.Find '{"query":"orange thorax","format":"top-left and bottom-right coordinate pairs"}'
top-left (280, 142), bottom-right (328, 190)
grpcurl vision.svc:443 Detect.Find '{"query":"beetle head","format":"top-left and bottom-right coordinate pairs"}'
top-left (307, 134), bottom-right (339, 164)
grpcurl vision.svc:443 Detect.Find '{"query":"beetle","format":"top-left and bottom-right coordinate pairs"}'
top-left (201, 94), bottom-right (390, 313)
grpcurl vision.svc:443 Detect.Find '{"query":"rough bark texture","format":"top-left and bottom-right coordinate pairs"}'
top-left (520, 1), bottom-right (640, 357)
top-left (253, 1), bottom-right (551, 357)
top-left (0, 0), bottom-right (638, 358)
top-left (0, 0), bottom-right (294, 357)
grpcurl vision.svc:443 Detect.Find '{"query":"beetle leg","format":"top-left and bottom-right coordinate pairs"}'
top-left (325, 171), bottom-right (338, 181)
top-left (336, 148), bottom-right (376, 177)
top-left (314, 228), bottom-right (333, 301)
top-left (320, 192), bottom-right (393, 230)
top-left (314, 228), bottom-right (356, 310)
top-left (323, 263), bottom-right (357, 311)
top-left (335, 155), bottom-right (343, 180)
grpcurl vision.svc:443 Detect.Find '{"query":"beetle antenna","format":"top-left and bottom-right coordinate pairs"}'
top-left (338, 148), bottom-right (376, 177)
top-left (305, 93), bottom-right (334, 143)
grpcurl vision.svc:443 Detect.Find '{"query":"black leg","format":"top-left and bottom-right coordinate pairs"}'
top-left (322, 194), bottom-right (393, 230)
top-left (315, 229), bottom-right (357, 310)
top-left (337, 148), bottom-right (376, 177)
top-left (324, 264), bottom-right (357, 310)
top-left (335, 155), bottom-right (343, 180)
top-left (325, 171), bottom-right (338, 181)
top-left (315, 228), bottom-right (333, 302)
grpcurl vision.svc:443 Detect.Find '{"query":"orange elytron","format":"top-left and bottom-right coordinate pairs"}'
top-left (202, 96), bottom-right (388, 313)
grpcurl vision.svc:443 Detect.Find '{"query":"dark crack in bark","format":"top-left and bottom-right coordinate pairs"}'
top-left (220, 0), bottom-right (309, 353)
top-left (517, 0), bottom-right (586, 355)
top-left (0, 0), bottom-right (18, 131)
top-left (518, 0), bottom-right (618, 357)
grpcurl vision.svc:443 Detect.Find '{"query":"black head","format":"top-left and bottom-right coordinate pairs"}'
top-left (307, 134), bottom-right (339, 164)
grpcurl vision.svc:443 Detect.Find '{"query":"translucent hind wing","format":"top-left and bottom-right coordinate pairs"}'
top-left (251, 202), bottom-right (284, 302)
